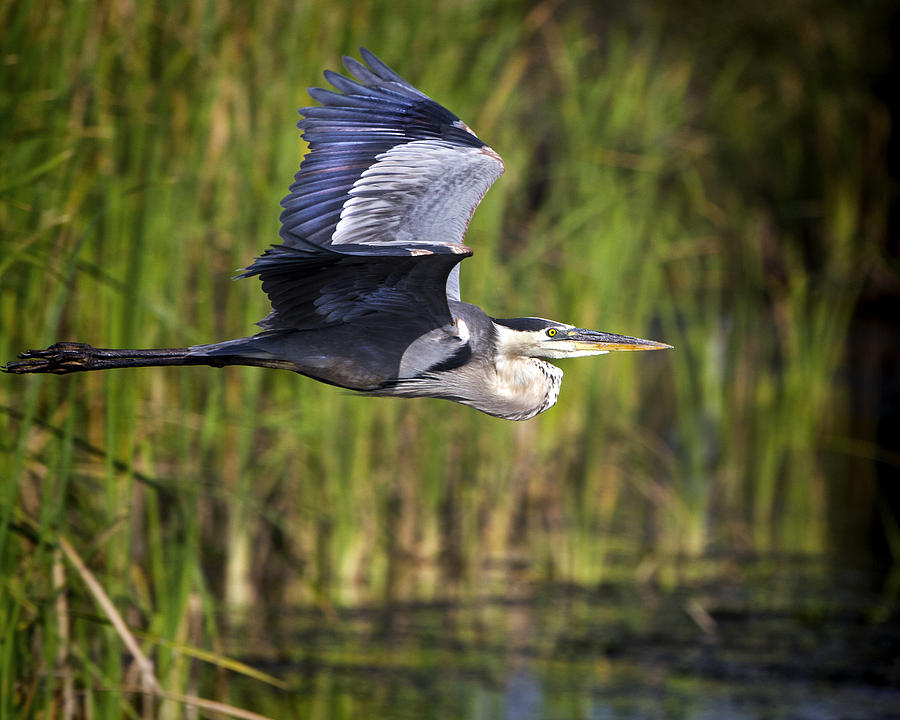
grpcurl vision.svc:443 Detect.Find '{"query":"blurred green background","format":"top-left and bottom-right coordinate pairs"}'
top-left (2, 0), bottom-right (898, 718)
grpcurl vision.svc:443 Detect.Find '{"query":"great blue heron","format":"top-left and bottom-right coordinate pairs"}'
top-left (4, 49), bottom-right (670, 421)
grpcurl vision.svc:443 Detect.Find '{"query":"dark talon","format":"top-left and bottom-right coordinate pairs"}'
top-left (3, 342), bottom-right (96, 374)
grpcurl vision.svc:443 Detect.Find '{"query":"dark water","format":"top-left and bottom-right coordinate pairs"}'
top-left (224, 557), bottom-right (900, 719)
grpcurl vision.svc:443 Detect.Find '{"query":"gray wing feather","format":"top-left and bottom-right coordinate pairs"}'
top-left (279, 49), bottom-right (504, 255)
top-left (445, 265), bottom-right (462, 302)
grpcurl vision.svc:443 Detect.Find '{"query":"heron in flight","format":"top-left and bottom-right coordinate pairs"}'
top-left (4, 49), bottom-right (670, 421)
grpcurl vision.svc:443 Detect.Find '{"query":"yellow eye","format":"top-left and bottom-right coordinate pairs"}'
top-left (546, 328), bottom-right (557, 337)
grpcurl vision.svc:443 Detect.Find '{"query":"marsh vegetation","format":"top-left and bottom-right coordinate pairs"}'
top-left (1, 0), bottom-right (897, 717)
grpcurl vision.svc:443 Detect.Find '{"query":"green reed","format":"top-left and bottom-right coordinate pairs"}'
top-left (0, 0), bottom-right (889, 716)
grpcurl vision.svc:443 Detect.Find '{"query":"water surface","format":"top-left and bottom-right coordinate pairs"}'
top-left (220, 556), bottom-right (900, 719)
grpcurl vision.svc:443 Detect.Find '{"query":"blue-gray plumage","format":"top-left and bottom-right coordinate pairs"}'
top-left (4, 49), bottom-right (671, 420)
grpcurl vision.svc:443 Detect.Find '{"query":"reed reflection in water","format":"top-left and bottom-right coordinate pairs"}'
top-left (222, 556), bottom-right (900, 719)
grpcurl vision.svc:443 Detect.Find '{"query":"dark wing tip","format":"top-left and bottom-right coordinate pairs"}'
top-left (358, 47), bottom-right (406, 84)
top-left (341, 54), bottom-right (380, 86)
top-left (350, 47), bottom-right (430, 100)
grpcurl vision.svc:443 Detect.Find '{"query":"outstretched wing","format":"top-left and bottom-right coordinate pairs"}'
top-left (240, 241), bottom-right (464, 332)
top-left (280, 48), bottom-right (505, 253)
top-left (245, 49), bottom-right (504, 335)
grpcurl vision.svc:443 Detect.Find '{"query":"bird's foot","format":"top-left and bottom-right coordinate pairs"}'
top-left (2, 342), bottom-right (98, 374)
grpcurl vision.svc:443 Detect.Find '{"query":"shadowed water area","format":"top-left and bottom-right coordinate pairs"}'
top-left (221, 557), bottom-right (900, 719)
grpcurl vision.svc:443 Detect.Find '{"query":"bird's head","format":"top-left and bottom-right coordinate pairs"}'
top-left (492, 317), bottom-right (672, 360)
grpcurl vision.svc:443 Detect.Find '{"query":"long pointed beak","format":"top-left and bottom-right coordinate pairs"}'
top-left (569, 329), bottom-right (673, 353)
